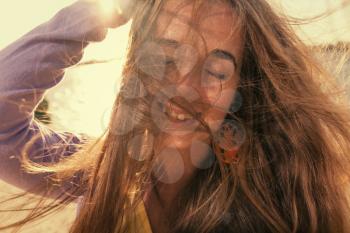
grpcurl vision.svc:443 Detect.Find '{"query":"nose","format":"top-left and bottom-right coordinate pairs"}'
top-left (171, 67), bottom-right (213, 114)
top-left (178, 68), bottom-right (201, 91)
top-left (176, 64), bottom-right (214, 106)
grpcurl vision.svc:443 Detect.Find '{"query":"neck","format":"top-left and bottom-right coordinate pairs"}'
top-left (148, 145), bottom-right (199, 213)
top-left (155, 163), bottom-right (197, 210)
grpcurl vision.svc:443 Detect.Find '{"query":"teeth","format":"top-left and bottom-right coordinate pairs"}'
top-left (177, 114), bottom-right (185, 121)
top-left (169, 110), bottom-right (178, 119)
top-left (161, 102), bottom-right (192, 121)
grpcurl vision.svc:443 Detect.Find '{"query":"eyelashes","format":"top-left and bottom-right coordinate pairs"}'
top-left (204, 69), bottom-right (227, 80)
top-left (165, 58), bottom-right (177, 66)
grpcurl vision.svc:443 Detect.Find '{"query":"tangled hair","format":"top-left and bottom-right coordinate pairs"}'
top-left (1, 0), bottom-right (350, 233)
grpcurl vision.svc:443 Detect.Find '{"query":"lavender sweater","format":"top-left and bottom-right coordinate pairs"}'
top-left (0, 1), bottom-right (111, 196)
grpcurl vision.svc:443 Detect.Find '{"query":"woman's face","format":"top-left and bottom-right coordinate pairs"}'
top-left (147, 0), bottom-right (244, 155)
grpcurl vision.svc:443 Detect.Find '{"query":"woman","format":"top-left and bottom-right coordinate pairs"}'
top-left (0, 0), bottom-right (350, 232)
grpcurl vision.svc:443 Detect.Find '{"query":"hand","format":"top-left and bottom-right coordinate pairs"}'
top-left (106, 0), bottom-right (137, 28)
top-left (114, 0), bottom-right (136, 21)
top-left (83, 0), bottom-right (136, 28)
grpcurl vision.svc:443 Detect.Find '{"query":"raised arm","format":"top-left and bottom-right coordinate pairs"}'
top-left (0, 0), bottom-right (123, 195)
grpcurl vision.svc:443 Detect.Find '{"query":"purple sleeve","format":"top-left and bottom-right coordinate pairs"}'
top-left (0, 1), bottom-right (110, 194)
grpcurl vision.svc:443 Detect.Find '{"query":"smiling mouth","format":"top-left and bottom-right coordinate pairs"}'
top-left (166, 104), bottom-right (193, 122)
top-left (157, 97), bottom-right (197, 123)
top-left (152, 95), bottom-right (212, 135)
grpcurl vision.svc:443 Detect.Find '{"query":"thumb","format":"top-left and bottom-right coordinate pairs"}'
top-left (106, 0), bottom-right (136, 28)
top-left (87, 0), bottom-right (134, 28)
top-left (114, 0), bottom-right (136, 20)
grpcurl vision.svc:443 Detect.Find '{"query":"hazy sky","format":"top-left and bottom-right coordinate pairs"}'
top-left (1, 0), bottom-right (350, 52)
top-left (274, 0), bottom-right (350, 44)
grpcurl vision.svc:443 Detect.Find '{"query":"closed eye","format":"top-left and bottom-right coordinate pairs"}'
top-left (205, 69), bottom-right (227, 80)
top-left (165, 57), bottom-right (177, 66)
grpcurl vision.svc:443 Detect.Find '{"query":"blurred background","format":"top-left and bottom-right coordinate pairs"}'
top-left (0, 0), bottom-right (349, 232)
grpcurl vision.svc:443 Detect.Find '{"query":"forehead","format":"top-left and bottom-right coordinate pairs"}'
top-left (154, 0), bottom-right (243, 61)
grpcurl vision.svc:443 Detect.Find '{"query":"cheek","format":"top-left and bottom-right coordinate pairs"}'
top-left (204, 85), bottom-right (237, 133)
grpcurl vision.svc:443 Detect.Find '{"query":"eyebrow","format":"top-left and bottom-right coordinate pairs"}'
top-left (210, 49), bottom-right (237, 68)
top-left (154, 38), bottom-right (237, 67)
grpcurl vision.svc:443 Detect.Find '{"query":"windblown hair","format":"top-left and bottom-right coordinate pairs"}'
top-left (1, 0), bottom-right (350, 233)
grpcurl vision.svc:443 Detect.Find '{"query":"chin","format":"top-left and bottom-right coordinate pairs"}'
top-left (172, 136), bottom-right (193, 149)
top-left (164, 131), bottom-right (210, 150)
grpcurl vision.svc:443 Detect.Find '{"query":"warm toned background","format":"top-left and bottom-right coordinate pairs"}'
top-left (0, 0), bottom-right (350, 232)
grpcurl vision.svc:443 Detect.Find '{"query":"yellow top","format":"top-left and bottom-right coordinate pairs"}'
top-left (124, 200), bottom-right (153, 233)
top-left (132, 200), bottom-right (153, 233)
top-left (116, 184), bottom-right (153, 233)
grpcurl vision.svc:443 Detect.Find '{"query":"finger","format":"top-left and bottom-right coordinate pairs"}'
top-left (114, 0), bottom-right (136, 20)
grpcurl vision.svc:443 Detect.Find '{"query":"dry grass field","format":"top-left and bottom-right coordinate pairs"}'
top-left (0, 180), bottom-right (76, 233)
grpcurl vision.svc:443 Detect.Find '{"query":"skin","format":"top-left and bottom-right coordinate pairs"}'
top-left (141, 1), bottom-right (245, 232)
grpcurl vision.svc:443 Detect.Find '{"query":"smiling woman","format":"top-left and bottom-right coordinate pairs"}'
top-left (0, 0), bottom-right (350, 233)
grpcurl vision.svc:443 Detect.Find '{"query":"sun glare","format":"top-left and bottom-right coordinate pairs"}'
top-left (97, 0), bottom-right (118, 16)
top-left (45, 21), bottom-right (131, 138)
